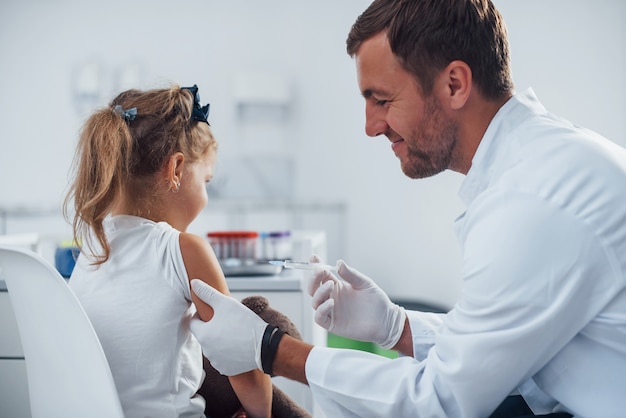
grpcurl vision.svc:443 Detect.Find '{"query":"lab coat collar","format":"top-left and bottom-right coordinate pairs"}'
top-left (458, 88), bottom-right (547, 206)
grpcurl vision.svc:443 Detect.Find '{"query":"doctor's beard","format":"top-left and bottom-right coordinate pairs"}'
top-left (401, 96), bottom-right (459, 179)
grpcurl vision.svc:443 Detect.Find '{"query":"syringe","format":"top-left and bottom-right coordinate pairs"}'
top-left (268, 260), bottom-right (336, 272)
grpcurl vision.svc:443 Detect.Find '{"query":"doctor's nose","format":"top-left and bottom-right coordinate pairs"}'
top-left (364, 105), bottom-right (388, 138)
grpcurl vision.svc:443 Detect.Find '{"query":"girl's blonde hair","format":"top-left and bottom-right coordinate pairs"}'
top-left (64, 84), bottom-right (216, 264)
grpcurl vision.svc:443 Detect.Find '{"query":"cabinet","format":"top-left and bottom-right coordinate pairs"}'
top-left (0, 287), bottom-right (31, 418)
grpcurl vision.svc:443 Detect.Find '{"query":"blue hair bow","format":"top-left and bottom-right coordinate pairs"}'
top-left (113, 105), bottom-right (137, 122)
top-left (182, 84), bottom-right (210, 125)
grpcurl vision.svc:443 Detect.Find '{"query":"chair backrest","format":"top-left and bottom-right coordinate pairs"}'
top-left (0, 245), bottom-right (124, 418)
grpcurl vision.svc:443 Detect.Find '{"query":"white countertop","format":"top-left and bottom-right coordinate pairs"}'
top-left (226, 268), bottom-right (305, 291)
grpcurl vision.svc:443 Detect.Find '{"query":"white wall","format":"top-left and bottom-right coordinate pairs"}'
top-left (1, 0), bottom-right (624, 309)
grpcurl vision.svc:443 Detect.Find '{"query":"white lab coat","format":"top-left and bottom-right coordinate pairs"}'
top-left (305, 89), bottom-right (626, 418)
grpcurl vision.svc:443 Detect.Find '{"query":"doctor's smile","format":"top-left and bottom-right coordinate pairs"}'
top-left (390, 137), bottom-right (405, 154)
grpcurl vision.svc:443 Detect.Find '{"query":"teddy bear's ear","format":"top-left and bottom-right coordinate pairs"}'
top-left (241, 295), bottom-right (269, 314)
top-left (241, 295), bottom-right (303, 341)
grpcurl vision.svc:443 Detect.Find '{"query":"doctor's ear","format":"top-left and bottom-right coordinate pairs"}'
top-left (442, 60), bottom-right (472, 110)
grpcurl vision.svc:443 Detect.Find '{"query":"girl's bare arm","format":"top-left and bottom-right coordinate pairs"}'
top-left (180, 233), bottom-right (272, 418)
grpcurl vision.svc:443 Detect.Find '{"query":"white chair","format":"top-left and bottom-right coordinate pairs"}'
top-left (0, 245), bottom-right (124, 418)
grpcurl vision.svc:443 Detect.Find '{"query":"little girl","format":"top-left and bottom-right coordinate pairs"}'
top-left (64, 84), bottom-right (272, 418)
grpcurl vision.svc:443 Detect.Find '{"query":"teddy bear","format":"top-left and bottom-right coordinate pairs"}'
top-left (198, 295), bottom-right (312, 418)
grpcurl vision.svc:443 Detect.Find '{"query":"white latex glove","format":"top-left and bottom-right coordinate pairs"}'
top-left (189, 279), bottom-right (268, 376)
top-left (307, 255), bottom-right (406, 349)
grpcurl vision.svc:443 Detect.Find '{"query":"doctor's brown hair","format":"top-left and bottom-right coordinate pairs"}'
top-left (64, 84), bottom-right (216, 264)
top-left (346, 0), bottom-right (513, 99)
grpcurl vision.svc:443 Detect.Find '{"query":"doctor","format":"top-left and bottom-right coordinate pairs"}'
top-left (190, 0), bottom-right (626, 416)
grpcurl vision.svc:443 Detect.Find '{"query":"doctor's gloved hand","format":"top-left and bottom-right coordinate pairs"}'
top-left (189, 280), bottom-right (267, 376)
top-left (307, 256), bottom-right (406, 349)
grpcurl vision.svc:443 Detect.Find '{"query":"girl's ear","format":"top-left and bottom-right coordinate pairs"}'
top-left (167, 152), bottom-right (185, 192)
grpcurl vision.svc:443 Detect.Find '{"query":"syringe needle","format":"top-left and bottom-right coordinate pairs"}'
top-left (268, 260), bottom-right (336, 272)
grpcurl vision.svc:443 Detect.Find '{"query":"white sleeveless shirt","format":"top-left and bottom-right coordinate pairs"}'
top-left (70, 215), bottom-right (205, 418)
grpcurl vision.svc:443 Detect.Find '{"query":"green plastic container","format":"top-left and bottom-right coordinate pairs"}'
top-left (326, 333), bottom-right (398, 359)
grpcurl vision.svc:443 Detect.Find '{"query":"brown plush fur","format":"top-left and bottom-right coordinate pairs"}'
top-left (198, 296), bottom-right (311, 418)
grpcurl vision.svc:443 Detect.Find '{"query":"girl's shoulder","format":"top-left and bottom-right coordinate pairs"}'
top-left (178, 232), bottom-right (228, 294)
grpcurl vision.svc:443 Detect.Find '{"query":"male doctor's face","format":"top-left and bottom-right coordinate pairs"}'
top-left (356, 32), bottom-right (459, 179)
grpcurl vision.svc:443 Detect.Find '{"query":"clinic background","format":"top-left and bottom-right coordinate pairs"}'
top-left (1, 0), bottom-right (624, 310)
